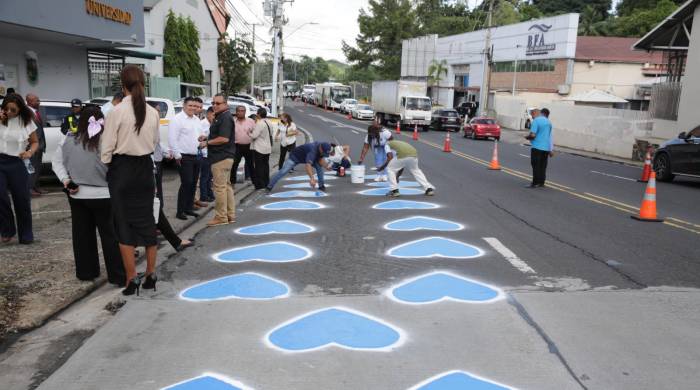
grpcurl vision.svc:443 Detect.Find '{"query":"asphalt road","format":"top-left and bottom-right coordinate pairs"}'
top-left (35, 100), bottom-right (700, 390)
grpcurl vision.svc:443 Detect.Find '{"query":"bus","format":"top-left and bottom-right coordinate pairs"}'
top-left (283, 80), bottom-right (300, 98)
top-left (314, 82), bottom-right (353, 110)
top-left (254, 85), bottom-right (273, 106)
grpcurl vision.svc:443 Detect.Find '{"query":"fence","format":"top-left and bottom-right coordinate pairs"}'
top-left (649, 82), bottom-right (682, 121)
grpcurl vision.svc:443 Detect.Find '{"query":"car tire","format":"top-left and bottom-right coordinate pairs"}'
top-left (654, 153), bottom-right (675, 182)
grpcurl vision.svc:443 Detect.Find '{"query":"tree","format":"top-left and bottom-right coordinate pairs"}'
top-left (609, 0), bottom-right (678, 37)
top-left (218, 34), bottom-right (255, 95)
top-left (578, 5), bottom-right (606, 36)
top-left (616, 0), bottom-right (684, 17)
top-left (312, 57), bottom-right (331, 83)
top-left (427, 59), bottom-right (448, 106)
top-left (343, 0), bottom-right (418, 79)
top-left (164, 10), bottom-right (204, 94)
top-left (532, 0), bottom-right (611, 18)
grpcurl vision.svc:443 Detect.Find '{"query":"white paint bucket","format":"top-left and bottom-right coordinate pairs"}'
top-left (351, 165), bottom-right (365, 184)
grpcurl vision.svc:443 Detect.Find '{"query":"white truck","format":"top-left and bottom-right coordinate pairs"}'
top-left (372, 80), bottom-right (432, 131)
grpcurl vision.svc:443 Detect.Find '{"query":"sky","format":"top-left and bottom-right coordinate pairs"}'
top-left (228, 0), bottom-right (624, 63)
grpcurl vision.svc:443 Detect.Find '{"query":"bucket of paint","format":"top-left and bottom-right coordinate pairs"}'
top-left (351, 165), bottom-right (365, 184)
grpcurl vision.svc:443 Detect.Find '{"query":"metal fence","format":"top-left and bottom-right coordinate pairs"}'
top-left (649, 82), bottom-right (682, 121)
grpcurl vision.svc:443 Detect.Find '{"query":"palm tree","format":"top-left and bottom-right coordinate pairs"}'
top-left (427, 59), bottom-right (448, 106)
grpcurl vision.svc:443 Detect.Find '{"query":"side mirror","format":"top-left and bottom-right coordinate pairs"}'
top-left (678, 132), bottom-right (687, 139)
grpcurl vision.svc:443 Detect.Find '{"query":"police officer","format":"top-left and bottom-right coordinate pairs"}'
top-left (61, 98), bottom-right (82, 135)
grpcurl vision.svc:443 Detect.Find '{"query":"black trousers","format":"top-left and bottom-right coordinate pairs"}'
top-left (278, 142), bottom-right (296, 169)
top-left (156, 209), bottom-right (182, 250)
top-left (68, 197), bottom-right (125, 283)
top-left (252, 151), bottom-right (270, 189)
top-left (0, 154), bottom-right (33, 242)
top-left (155, 161), bottom-right (164, 208)
top-left (530, 148), bottom-right (550, 186)
top-left (176, 155), bottom-right (201, 215)
top-left (232, 143), bottom-right (254, 183)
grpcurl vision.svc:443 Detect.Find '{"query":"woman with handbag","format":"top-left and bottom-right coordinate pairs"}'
top-left (250, 107), bottom-right (274, 190)
top-left (52, 106), bottom-right (126, 285)
top-left (101, 65), bottom-right (160, 296)
top-left (275, 113), bottom-right (298, 169)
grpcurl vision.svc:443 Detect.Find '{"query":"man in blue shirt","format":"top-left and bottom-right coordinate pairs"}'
top-left (525, 108), bottom-right (553, 188)
top-left (266, 141), bottom-right (332, 192)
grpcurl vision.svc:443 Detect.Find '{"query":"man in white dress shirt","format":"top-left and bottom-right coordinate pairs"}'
top-left (169, 97), bottom-right (204, 220)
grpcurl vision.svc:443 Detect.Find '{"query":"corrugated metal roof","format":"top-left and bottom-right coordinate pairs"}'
top-left (564, 89), bottom-right (629, 103)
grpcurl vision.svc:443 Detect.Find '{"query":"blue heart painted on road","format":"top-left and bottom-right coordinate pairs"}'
top-left (266, 307), bottom-right (404, 352)
top-left (373, 200), bottom-right (440, 210)
top-left (270, 190), bottom-right (328, 198)
top-left (261, 200), bottom-right (325, 210)
top-left (180, 273), bottom-right (290, 301)
top-left (387, 237), bottom-right (484, 259)
top-left (388, 272), bottom-right (502, 304)
top-left (235, 220), bottom-right (314, 235)
top-left (162, 373), bottom-right (251, 390)
top-left (214, 242), bottom-right (311, 263)
top-left (284, 182), bottom-right (333, 189)
top-left (366, 180), bottom-right (420, 188)
top-left (409, 370), bottom-right (516, 390)
top-left (286, 175), bottom-right (337, 181)
top-left (384, 216), bottom-right (464, 232)
top-left (359, 188), bottom-right (424, 196)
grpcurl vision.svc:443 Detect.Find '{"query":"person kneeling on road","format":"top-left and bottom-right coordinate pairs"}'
top-left (378, 140), bottom-right (435, 197)
top-left (327, 143), bottom-right (351, 174)
top-left (266, 141), bottom-right (332, 192)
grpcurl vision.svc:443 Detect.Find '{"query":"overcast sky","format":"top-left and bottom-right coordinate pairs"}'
top-left (229, 0), bottom-right (624, 63)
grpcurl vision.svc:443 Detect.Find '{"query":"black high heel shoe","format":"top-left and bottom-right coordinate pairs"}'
top-left (122, 275), bottom-right (142, 296)
top-left (142, 273), bottom-right (158, 292)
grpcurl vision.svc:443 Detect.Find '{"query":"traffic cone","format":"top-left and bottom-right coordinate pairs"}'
top-left (488, 140), bottom-right (501, 170)
top-left (631, 171), bottom-right (664, 222)
top-left (443, 130), bottom-right (452, 152)
top-left (347, 112), bottom-right (352, 120)
top-left (638, 146), bottom-right (652, 183)
top-left (412, 124), bottom-right (419, 140)
top-left (395, 122), bottom-right (401, 134)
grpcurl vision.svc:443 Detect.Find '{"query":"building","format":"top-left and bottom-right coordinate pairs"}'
top-left (401, 14), bottom-right (664, 111)
top-left (0, 0), bottom-right (145, 100)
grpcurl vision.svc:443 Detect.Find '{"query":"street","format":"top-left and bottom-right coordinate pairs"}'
top-left (32, 100), bottom-right (700, 390)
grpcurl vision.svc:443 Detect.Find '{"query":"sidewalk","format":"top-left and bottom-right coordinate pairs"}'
top-left (500, 127), bottom-right (645, 167)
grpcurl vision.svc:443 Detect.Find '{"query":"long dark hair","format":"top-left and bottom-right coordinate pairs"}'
top-left (120, 65), bottom-right (147, 133)
top-left (281, 113), bottom-right (293, 125)
top-left (75, 106), bottom-right (104, 152)
top-left (367, 124), bottom-right (381, 145)
top-left (1, 93), bottom-right (34, 127)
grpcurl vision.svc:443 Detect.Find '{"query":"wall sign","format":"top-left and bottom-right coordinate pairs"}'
top-left (526, 24), bottom-right (556, 56)
top-left (85, 0), bottom-right (133, 25)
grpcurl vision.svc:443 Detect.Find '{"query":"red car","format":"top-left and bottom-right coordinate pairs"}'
top-left (464, 117), bottom-right (501, 140)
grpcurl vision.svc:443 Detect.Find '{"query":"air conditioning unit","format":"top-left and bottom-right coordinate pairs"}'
top-left (558, 84), bottom-right (571, 95)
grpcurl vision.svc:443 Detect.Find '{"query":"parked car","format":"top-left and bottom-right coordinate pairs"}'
top-left (38, 101), bottom-right (72, 167)
top-left (339, 98), bottom-right (358, 114)
top-left (352, 104), bottom-right (375, 120)
top-left (464, 117), bottom-right (501, 140)
top-left (653, 127), bottom-right (700, 182)
top-left (455, 101), bottom-right (478, 119)
top-left (430, 109), bottom-right (462, 131)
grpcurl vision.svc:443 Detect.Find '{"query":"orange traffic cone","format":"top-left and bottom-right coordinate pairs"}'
top-left (412, 124), bottom-right (419, 140)
top-left (443, 130), bottom-right (452, 152)
top-left (638, 146), bottom-right (652, 183)
top-left (395, 122), bottom-right (401, 134)
top-left (631, 171), bottom-right (664, 222)
top-left (347, 112), bottom-right (352, 120)
top-left (488, 140), bottom-right (501, 170)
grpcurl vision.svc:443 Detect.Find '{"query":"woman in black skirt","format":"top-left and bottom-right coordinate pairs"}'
top-left (101, 65), bottom-right (160, 296)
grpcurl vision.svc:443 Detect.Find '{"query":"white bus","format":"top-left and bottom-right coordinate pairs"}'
top-left (314, 82), bottom-right (353, 110)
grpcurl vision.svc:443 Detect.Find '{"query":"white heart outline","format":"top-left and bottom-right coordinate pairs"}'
top-left (234, 220), bottom-right (316, 235)
top-left (383, 216), bottom-right (465, 232)
top-left (179, 272), bottom-right (291, 302)
top-left (259, 200), bottom-right (327, 210)
top-left (386, 237), bottom-right (485, 259)
top-left (213, 241), bottom-right (312, 263)
top-left (384, 271), bottom-right (505, 305)
top-left (407, 369), bottom-right (519, 390)
top-left (161, 372), bottom-right (254, 390)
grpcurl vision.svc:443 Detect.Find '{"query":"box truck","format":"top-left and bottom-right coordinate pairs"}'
top-left (372, 80), bottom-right (432, 130)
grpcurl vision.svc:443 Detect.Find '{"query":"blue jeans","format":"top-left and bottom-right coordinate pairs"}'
top-left (267, 159), bottom-right (325, 190)
top-left (373, 145), bottom-right (387, 174)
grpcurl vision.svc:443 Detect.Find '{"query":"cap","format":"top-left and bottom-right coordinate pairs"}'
top-left (319, 142), bottom-right (332, 157)
top-left (71, 99), bottom-right (82, 107)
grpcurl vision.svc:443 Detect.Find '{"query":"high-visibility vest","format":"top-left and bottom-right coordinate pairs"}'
top-left (67, 116), bottom-right (78, 133)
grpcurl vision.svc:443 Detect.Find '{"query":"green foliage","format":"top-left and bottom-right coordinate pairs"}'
top-left (427, 59), bottom-right (448, 105)
top-left (218, 34), bottom-right (255, 96)
top-left (616, 0), bottom-right (684, 17)
top-left (607, 0), bottom-right (678, 37)
top-left (163, 10), bottom-right (204, 95)
top-left (532, 0), bottom-right (611, 17)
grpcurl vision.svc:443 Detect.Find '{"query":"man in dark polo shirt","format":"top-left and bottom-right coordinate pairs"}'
top-left (199, 93), bottom-right (236, 226)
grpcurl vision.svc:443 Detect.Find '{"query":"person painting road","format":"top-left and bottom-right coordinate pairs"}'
top-left (525, 108), bottom-right (553, 188)
top-left (378, 140), bottom-right (435, 197)
top-left (327, 143), bottom-right (351, 174)
top-left (266, 141), bottom-right (332, 192)
top-left (358, 124), bottom-right (392, 182)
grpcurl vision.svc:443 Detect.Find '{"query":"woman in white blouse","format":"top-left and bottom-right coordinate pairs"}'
top-left (275, 112), bottom-right (298, 170)
top-left (0, 94), bottom-right (39, 244)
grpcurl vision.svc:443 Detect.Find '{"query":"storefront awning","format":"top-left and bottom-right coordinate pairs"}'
top-left (93, 48), bottom-right (162, 60)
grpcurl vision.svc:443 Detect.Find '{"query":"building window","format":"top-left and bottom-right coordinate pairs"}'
top-left (493, 59), bottom-right (555, 73)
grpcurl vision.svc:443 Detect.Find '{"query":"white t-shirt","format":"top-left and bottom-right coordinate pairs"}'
top-left (328, 145), bottom-right (351, 165)
top-left (0, 116), bottom-right (37, 156)
top-left (364, 129), bottom-right (392, 147)
top-left (200, 118), bottom-right (210, 158)
top-left (168, 111), bottom-right (204, 159)
top-left (278, 122), bottom-right (297, 147)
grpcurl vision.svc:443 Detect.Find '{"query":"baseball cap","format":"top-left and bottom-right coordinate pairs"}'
top-left (71, 98), bottom-right (82, 107)
top-left (319, 142), bottom-right (332, 157)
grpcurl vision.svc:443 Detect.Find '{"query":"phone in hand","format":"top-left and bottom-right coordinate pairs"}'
top-left (62, 181), bottom-right (79, 194)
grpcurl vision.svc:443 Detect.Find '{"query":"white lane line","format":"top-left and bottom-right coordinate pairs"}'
top-left (483, 237), bottom-right (536, 275)
top-left (298, 109), bottom-right (304, 113)
top-left (590, 170), bottom-right (636, 182)
top-left (518, 154), bottom-right (529, 158)
top-left (351, 130), bottom-right (359, 134)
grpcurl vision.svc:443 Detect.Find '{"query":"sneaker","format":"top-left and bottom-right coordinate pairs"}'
top-left (373, 176), bottom-right (382, 182)
top-left (380, 175), bottom-right (388, 182)
top-left (318, 185), bottom-right (327, 192)
top-left (425, 188), bottom-right (435, 196)
top-left (386, 189), bottom-right (400, 197)
top-left (265, 187), bottom-right (272, 194)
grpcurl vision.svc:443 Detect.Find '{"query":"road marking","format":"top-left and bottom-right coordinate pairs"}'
top-left (298, 109), bottom-right (304, 113)
top-left (584, 192), bottom-right (638, 211)
top-left (483, 237), bottom-right (537, 275)
top-left (590, 170), bottom-right (636, 182)
top-left (519, 154), bottom-right (529, 158)
top-left (351, 130), bottom-right (359, 134)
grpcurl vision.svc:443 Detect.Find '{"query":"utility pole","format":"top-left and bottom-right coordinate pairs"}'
top-left (278, 27), bottom-right (285, 113)
top-left (265, 0), bottom-right (293, 117)
top-left (479, 0), bottom-right (494, 116)
top-left (250, 23), bottom-right (261, 96)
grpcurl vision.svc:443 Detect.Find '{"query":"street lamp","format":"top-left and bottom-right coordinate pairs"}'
top-left (512, 44), bottom-right (524, 97)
